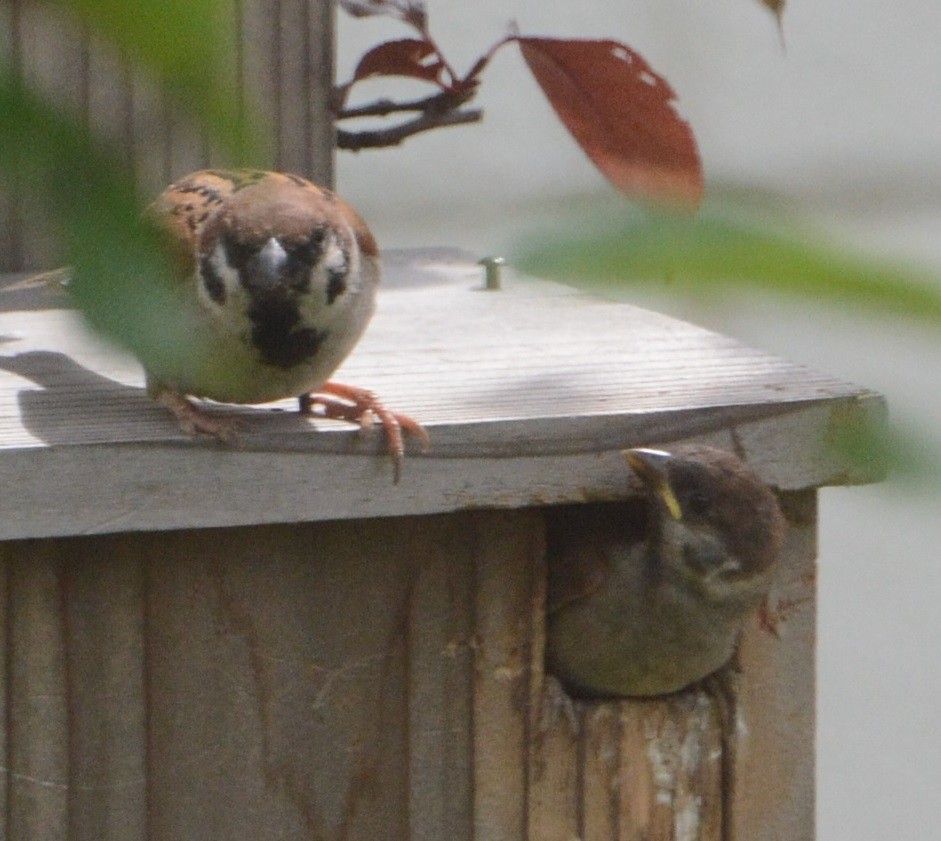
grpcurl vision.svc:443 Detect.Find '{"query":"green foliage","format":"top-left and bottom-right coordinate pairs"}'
top-left (515, 206), bottom-right (941, 325)
top-left (829, 415), bottom-right (940, 487)
top-left (515, 203), bottom-right (941, 481)
top-left (46, 0), bottom-right (253, 159)
top-left (0, 70), bottom-right (226, 386)
top-left (0, 0), bottom-right (260, 386)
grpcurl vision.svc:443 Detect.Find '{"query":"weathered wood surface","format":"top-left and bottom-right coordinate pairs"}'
top-left (0, 249), bottom-right (882, 540)
top-left (0, 0), bottom-right (335, 271)
top-left (729, 490), bottom-right (817, 841)
top-left (0, 498), bottom-right (816, 841)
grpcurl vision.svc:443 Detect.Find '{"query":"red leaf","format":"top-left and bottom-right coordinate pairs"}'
top-left (516, 37), bottom-right (703, 210)
top-left (352, 38), bottom-right (446, 87)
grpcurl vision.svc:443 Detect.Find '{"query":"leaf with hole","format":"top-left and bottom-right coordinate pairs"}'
top-left (516, 37), bottom-right (703, 210)
top-left (352, 38), bottom-right (446, 87)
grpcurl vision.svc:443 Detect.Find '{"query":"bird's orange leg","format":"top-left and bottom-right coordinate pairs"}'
top-left (299, 382), bottom-right (428, 483)
top-left (757, 591), bottom-right (813, 638)
top-left (150, 386), bottom-right (238, 443)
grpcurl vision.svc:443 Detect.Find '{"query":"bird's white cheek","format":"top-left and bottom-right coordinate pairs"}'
top-left (196, 245), bottom-right (252, 336)
top-left (196, 245), bottom-right (240, 308)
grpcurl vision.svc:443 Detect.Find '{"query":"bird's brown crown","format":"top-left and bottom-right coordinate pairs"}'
top-left (657, 445), bottom-right (785, 578)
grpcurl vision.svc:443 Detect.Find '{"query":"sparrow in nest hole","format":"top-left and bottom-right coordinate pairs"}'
top-left (547, 446), bottom-right (785, 697)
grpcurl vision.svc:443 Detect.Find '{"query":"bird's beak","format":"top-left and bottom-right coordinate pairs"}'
top-left (623, 448), bottom-right (683, 520)
top-left (247, 237), bottom-right (289, 290)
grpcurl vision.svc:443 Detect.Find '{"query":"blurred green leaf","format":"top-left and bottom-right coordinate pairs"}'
top-left (48, 0), bottom-right (257, 161)
top-left (828, 413), bottom-right (941, 486)
top-left (515, 207), bottom-right (941, 325)
top-left (0, 69), bottom-right (238, 391)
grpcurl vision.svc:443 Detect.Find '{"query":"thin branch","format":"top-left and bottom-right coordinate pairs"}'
top-left (337, 108), bottom-right (483, 151)
top-left (335, 88), bottom-right (468, 120)
top-left (413, 19), bottom-right (460, 87)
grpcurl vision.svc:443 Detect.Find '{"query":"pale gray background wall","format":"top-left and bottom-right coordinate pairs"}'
top-left (336, 2), bottom-right (941, 838)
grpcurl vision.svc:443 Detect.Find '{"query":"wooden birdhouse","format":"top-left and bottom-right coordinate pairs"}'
top-left (0, 3), bottom-right (884, 839)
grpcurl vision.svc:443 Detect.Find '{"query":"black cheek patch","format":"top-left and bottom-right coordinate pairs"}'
top-left (199, 255), bottom-right (226, 305)
top-left (326, 266), bottom-right (347, 305)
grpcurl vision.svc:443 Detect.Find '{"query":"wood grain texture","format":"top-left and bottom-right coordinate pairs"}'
top-left (472, 509), bottom-right (543, 840)
top-left (240, 0), bottom-right (280, 169)
top-left (276, 0), bottom-right (312, 173)
top-left (727, 490), bottom-right (817, 841)
top-left (143, 521), bottom-right (414, 839)
top-left (0, 0), bottom-right (335, 271)
top-left (5, 540), bottom-right (69, 841)
top-left (0, 500), bottom-right (816, 839)
top-left (0, 509), bottom-right (546, 839)
top-left (617, 695), bottom-right (723, 840)
top-left (62, 535), bottom-right (146, 841)
top-left (0, 250), bottom-right (883, 540)
top-left (527, 544), bottom-right (580, 841)
top-left (4, 0), bottom-right (87, 270)
top-left (83, 34), bottom-right (134, 164)
top-left (0, 0), bottom-right (21, 273)
top-left (406, 516), bottom-right (474, 841)
top-left (0, 542), bottom-right (8, 841)
top-left (307, 0), bottom-right (335, 182)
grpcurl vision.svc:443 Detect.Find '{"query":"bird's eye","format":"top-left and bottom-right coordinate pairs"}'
top-left (684, 490), bottom-right (710, 516)
top-left (288, 229), bottom-right (326, 266)
top-left (223, 233), bottom-right (255, 269)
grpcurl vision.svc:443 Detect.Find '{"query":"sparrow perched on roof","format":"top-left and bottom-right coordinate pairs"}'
top-left (546, 445), bottom-right (785, 697)
top-left (14, 169), bottom-right (427, 481)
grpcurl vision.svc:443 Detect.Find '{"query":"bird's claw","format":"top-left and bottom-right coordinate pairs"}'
top-left (153, 388), bottom-right (239, 444)
top-left (300, 382), bottom-right (428, 483)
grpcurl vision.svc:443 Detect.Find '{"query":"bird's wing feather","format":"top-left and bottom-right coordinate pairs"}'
top-left (146, 169), bottom-right (244, 260)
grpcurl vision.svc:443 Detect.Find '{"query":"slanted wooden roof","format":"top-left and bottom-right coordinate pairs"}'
top-left (0, 249), bottom-right (883, 539)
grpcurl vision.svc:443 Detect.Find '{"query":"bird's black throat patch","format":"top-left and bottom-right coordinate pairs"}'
top-left (247, 294), bottom-right (326, 369)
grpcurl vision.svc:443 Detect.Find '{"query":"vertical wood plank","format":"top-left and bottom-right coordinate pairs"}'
top-left (308, 0), bottom-right (335, 186)
top-left (526, 694), bottom-right (580, 841)
top-left (144, 519), bottom-right (416, 840)
top-left (0, 542), bottom-right (9, 841)
top-left (618, 694), bottom-right (723, 841)
top-left (406, 515), bottom-right (474, 841)
top-left (6, 541), bottom-right (68, 840)
top-left (241, 0), bottom-right (279, 169)
top-left (728, 490), bottom-right (817, 841)
top-left (580, 704), bottom-right (620, 841)
top-left (472, 509), bottom-right (544, 840)
top-left (276, 0), bottom-right (311, 174)
top-left (131, 77), bottom-right (172, 201)
top-left (12, 0), bottom-right (86, 269)
top-left (0, 0), bottom-right (22, 272)
top-left (63, 534), bottom-right (146, 841)
top-left (527, 536), bottom-right (579, 841)
top-left (167, 114), bottom-right (208, 183)
top-left (85, 36), bottom-right (135, 168)
top-left (1, 0), bottom-right (336, 269)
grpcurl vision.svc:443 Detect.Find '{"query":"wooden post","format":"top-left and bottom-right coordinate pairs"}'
top-left (0, 0), bottom-right (336, 271)
top-left (0, 250), bottom-right (884, 838)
